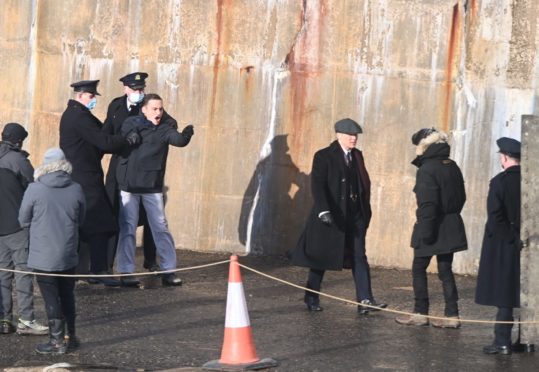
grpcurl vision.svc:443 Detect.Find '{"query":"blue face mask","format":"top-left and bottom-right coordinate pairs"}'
top-left (128, 92), bottom-right (144, 104)
top-left (86, 98), bottom-right (97, 110)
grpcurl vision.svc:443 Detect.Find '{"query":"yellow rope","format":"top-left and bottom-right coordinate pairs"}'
top-left (237, 262), bottom-right (539, 325)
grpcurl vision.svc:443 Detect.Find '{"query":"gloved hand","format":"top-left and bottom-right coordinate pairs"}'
top-left (319, 212), bottom-right (333, 226)
top-left (182, 125), bottom-right (194, 138)
top-left (126, 131), bottom-right (141, 146)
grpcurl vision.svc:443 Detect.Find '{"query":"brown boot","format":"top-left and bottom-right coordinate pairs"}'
top-left (395, 313), bottom-right (429, 326)
top-left (431, 316), bottom-right (461, 329)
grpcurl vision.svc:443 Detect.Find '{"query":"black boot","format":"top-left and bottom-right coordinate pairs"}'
top-left (36, 319), bottom-right (67, 355)
top-left (65, 315), bottom-right (80, 352)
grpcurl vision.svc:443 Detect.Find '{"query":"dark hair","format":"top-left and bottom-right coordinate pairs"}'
top-left (141, 93), bottom-right (162, 107)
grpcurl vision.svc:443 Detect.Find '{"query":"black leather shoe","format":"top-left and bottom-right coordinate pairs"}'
top-left (306, 303), bottom-right (323, 312)
top-left (483, 344), bottom-right (512, 355)
top-left (1, 320), bottom-right (15, 334)
top-left (162, 274), bottom-right (182, 286)
top-left (90, 272), bottom-right (121, 287)
top-left (147, 263), bottom-right (160, 272)
top-left (305, 297), bottom-right (323, 312)
top-left (120, 277), bottom-right (140, 287)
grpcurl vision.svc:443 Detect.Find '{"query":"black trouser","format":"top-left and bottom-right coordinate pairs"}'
top-left (78, 233), bottom-right (110, 274)
top-left (35, 267), bottom-right (76, 335)
top-left (494, 307), bottom-right (513, 346)
top-left (305, 220), bottom-right (373, 303)
top-left (142, 219), bottom-right (157, 268)
top-left (412, 253), bottom-right (458, 316)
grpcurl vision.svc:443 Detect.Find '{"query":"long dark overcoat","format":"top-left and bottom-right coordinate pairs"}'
top-left (475, 165), bottom-right (520, 308)
top-left (59, 99), bottom-right (128, 235)
top-left (289, 140), bottom-right (371, 271)
top-left (410, 142), bottom-right (468, 257)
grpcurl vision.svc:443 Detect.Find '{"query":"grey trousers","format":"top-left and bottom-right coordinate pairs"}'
top-left (0, 229), bottom-right (35, 322)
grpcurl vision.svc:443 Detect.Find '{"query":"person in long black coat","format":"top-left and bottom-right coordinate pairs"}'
top-left (59, 80), bottom-right (139, 285)
top-left (289, 118), bottom-right (386, 314)
top-left (475, 137), bottom-right (521, 355)
top-left (395, 128), bottom-right (467, 328)
top-left (103, 72), bottom-right (176, 274)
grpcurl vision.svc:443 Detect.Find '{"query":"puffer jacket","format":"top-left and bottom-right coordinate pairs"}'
top-left (19, 159), bottom-right (86, 271)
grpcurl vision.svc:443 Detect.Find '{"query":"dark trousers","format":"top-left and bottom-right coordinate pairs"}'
top-left (77, 233), bottom-right (110, 274)
top-left (305, 221), bottom-right (373, 303)
top-left (494, 307), bottom-right (513, 346)
top-left (412, 253), bottom-right (458, 316)
top-left (142, 220), bottom-right (157, 268)
top-left (35, 267), bottom-right (76, 335)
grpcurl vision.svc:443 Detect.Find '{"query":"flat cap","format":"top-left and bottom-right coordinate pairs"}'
top-left (119, 72), bottom-right (148, 90)
top-left (334, 118), bottom-right (362, 135)
top-left (411, 127), bottom-right (437, 145)
top-left (70, 80), bottom-right (101, 95)
top-left (1, 122), bottom-right (28, 143)
top-left (497, 137), bottom-right (521, 158)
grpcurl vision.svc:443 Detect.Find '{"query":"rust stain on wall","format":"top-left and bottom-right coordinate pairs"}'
top-left (240, 65), bottom-right (255, 99)
top-left (209, 0), bottom-right (230, 119)
top-left (287, 0), bottom-right (326, 151)
top-left (441, 4), bottom-right (460, 133)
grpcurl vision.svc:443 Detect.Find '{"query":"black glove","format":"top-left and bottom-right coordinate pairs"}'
top-left (125, 131), bottom-right (141, 146)
top-left (182, 125), bottom-right (194, 138)
top-left (319, 212), bottom-right (333, 226)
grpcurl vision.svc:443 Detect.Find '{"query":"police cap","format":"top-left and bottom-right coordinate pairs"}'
top-left (70, 80), bottom-right (101, 95)
top-left (496, 137), bottom-right (521, 159)
top-left (119, 72), bottom-right (148, 90)
top-left (334, 118), bottom-right (362, 135)
top-left (1, 122), bottom-right (28, 143)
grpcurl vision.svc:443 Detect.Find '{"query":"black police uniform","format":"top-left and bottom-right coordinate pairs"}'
top-left (59, 80), bottom-right (129, 282)
top-left (475, 137), bottom-right (521, 353)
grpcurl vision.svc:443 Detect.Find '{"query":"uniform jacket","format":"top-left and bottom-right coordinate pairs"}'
top-left (59, 99), bottom-right (128, 234)
top-left (289, 140), bottom-right (371, 271)
top-left (103, 96), bottom-right (177, 208)
top-left (0, 141), bottom-right (34, 235)
top-left (475, 165), bottom-right (520, 308)
top-left (19, 159), bottom-right (86, 272)
top-left (116, 114), bottom-right (190, 193)
top-left (410, 140), bottom-right (467, 257)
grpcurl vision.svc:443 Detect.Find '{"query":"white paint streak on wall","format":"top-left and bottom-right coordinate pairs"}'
top-left (25, 0), bottom-right (39, 132)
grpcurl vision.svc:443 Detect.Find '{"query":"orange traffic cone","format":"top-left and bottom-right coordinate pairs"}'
top-left (203, 255), bottom-right (278, 371)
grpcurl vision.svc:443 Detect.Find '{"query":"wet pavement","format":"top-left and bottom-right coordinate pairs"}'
top-left (0, 251), bottom-right (537, 371)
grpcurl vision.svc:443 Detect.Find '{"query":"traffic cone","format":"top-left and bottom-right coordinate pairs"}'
top-left (203, 255), bottom-right (278, 371)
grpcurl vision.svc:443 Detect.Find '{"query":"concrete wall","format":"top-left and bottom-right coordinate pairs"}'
top-left (1, 0), bottom-right (538, 274)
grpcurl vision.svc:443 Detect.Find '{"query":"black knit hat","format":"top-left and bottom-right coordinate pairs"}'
top-left (1, 123), bottom-right (28, 143)
top-left (411, 127), bottom-right (437, 145)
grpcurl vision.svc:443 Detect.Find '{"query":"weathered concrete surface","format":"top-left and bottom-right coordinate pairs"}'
top-left (521, 115), bottom-right (539, 344)
top-left (0, 1), bottom-right (538, 274)
top-left (0, 252), bottom-right (537, 371)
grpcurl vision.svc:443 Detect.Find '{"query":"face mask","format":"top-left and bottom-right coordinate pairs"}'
top-left (128, 92), bottom-right (144, 104)
top-left (86, 98), bottom-right (97, 110)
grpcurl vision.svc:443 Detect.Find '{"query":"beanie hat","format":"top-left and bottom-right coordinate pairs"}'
top-left (1, 123), bottom-right (28, 143)
top-left (43, 148), bottom-right (66, 164)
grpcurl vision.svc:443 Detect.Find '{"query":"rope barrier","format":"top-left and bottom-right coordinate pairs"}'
top-left (237, 262), bottom-right (539, 325)
top-left (0, 258), bottom-right (536, 325)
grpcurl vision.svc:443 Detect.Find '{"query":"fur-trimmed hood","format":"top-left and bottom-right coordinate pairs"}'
top-left (415, 130), bottom-right (448, 156)
top-left (34, 159), bottom-right (72, 182)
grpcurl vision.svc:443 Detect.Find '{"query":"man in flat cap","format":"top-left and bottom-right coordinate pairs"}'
top-left (0, 123), bottom-right (48, 335)
top-left (476, 137), bottom-right (521, 355)
top-left (103, 73), bottom-right (177, 280)
top-left (59, 80), bottom-right (140, 286)
top-left (396, 127), bottom-right (467, 328)
top-left (290, 118), bottom-right (386, 314)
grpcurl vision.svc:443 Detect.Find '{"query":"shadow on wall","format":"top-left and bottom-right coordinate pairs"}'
top-left (238, 134), bottom-right (311, 256)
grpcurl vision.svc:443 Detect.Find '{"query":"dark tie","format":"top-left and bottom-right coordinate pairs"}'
top-left (128, 104), bottom-right (135, 112)
top-left (346, 152), bottom-right (352, 167)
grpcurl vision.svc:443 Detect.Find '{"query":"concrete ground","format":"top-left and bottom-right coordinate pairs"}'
top-left (0, 251), bottom-right (537, 371)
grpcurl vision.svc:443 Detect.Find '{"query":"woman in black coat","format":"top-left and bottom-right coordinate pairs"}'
top-left (475, 137), bottom-right (521, 355)
top-left (395, 128), bottom-right (467, 328)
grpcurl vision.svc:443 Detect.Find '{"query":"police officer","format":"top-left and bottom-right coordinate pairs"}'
top-left (290, 118), bottom-right (386, 314)
top-left (476, 137), bottom-right (521, 355)
top-left (59, 80), bottom-right (139, 286)
top-left (103, 73), bottom-right (177, 276)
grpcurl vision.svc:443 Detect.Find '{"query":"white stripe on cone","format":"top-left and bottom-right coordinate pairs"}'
top-left (224, 282), bottom-right (251, 328)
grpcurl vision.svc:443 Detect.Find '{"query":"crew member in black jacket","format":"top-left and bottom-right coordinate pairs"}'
top-left (115, 93), bottom-right (193, 287)
top-left (59, 80), bottom-right (139, 286)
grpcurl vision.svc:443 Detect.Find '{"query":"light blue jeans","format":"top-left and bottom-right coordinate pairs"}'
top-left (116, 191), bottom-right (177, 273)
